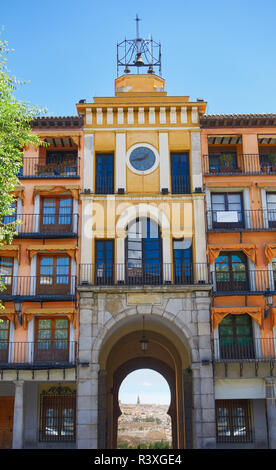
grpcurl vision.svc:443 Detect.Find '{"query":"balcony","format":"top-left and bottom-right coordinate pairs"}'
top-left (0, 341), bottom-right (77, 368)
top-left (207, 209), bottom-right (276, 232)
top-left (19, 153), bottom-right (80, 179)
top-left (211, 269), bottom-right (275, 294)
top-left (0, 276), bottom-right (77, 301)
top-left (79, 263), bottom-right (210, 286)
top-left (8, 214), bottom-right (79, 238)
top-left (171, 175), bottom-right (191, 194)
top-left (203, 153), bottom-right (276, 176)
top-left (213, 338), bottom-right (276, 362)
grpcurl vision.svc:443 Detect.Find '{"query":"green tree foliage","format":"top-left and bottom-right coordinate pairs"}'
top-left (0, 36), bottom-right (45, 297)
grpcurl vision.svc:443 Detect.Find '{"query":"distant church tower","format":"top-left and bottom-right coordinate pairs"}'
top-left (137, 395), bottom-right (140, 405)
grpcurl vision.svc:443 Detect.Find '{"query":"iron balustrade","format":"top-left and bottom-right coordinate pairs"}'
top-left (79, 263), bottom-right (210, 286)
top-left (213, 338), bottom-right (276, 362)
top-left (203, 153), bottom-right (276, 176)
top-left (211, 269), bottom-right (275, 294)
top-left (0, 341), bottom-right (77, 366)
top-left (0, 276), bottom-right (77, 300)
top-left (4, 213), bottom-right (79, 237)
top-left (171, 175), bottom-right (191, 194)
top-left (95, 175), bottom-right (114, 194)
top-left (19, 156), bottom-right (80, 178)
top-left (207, 209), bottom-right (276, 231)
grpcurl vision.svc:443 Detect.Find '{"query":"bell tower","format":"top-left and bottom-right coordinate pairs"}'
top-left (117, 14), bottom-right (162, 76)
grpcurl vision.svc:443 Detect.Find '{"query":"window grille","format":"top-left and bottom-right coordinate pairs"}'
top-left (39, 386), bottom-right (76, 442)
top-left (215, 399), bottom-right (253, 444)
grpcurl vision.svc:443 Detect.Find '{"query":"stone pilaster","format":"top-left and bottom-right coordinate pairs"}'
top-left (12, 380), bottom-right (24, 449)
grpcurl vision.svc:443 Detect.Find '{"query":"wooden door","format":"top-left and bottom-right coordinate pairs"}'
top-left (0, 397), bottom-right (14, 448)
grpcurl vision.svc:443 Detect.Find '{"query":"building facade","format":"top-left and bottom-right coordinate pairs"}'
top-left (201, 114), bottom-right (276, 448)
top-left (76, 73), bottom-right (215, 449)
top-left (0, 116), bottom-right (83, 448)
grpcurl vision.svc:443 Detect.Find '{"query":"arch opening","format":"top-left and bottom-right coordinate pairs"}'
top-left (117, 369), bottom-right (172, 449)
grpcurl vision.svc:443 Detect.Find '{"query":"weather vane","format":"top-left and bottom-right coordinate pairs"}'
top-left (117, 15), bottom-right (162, 76)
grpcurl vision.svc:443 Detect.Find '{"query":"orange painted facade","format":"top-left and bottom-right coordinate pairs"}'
top-left (201, 117), bottom-right (276, 344)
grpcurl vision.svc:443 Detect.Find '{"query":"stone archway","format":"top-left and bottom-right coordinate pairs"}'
top-left (97, 321), bottom-right (193, 449)
top-left (114, 358), bottom-right (176, 449)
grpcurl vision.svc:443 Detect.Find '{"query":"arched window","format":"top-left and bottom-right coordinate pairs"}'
top-left (126, 218), bottom-right (162, 285)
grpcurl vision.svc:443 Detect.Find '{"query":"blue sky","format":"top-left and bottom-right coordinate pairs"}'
top-left (2, 0), bottom-right (276, 116)
top-left (119, 369), bottom-right (170, 405)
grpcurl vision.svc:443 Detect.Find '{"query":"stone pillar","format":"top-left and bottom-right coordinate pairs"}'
top-left (12, 380), bottom-right (24, 449)
top-left (98, 370), bottom-right (108, 449)
top-left (265, 378), bottom-right (276, 448)
top-left (183, 368), bottom-right (193, 449)
top-left (192, 291), bottom-right (216, 449)
top-left (77, 364), bottom-right (99, 449)
top-left (77, 290), bottom-right (99, 448)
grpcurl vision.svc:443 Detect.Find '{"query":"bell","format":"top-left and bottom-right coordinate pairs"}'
top-left (134, 53), bottom-right (144, 67)
top-left (124, 65), bottom-right (131, 74)
top-left (147, 65), bottom-right (154, 74)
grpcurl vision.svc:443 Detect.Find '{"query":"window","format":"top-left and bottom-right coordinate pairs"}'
top-left (218, 314), bottom-right (254, 360)
top-left (259, 149), bottom-right (276, 174)
top-left (2, 201), bottom-right (17, 225)
top-left (37, 255), bottom-right (70, 295)
top-left (40, 197), bottom-right (72, 233)
top-left (216, 400), bottom-right (253, 443)
top-left (266, 193), bottom-right (276, 227)
top-left (0, 319), bottom-right (9, 363)
top-left (35, 318), bottom-right (69, 363)
top-left (215, 252), bottom-right (249, 292)
top-left (95, 240), bottom-right (114, 285)
top-left (0, 257), bottom-right (13, 294)
top-left (170, 153), bottom-right (190, 194)
top-left (211, 193), bottom-right (244, 229)
top-left (95, 153), bottom-right (114, 194)
top-left (173, 239), bottom-right (193, 284)
top-left (126, 218), bottom-right (162, 284)
top-left (39, 386), bottom-right (76, 442)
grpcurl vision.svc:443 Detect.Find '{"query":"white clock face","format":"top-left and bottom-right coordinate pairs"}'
top-left (129, 147), bottom-right (156, 172)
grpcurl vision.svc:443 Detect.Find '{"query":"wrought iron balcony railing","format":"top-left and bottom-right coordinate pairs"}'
top-left (207, 209), bottom-right (276, 231)
top-left (211, 269), bottom-right (275, 294)
top-left (4, 213), bottom-right (79, 237)
top-left (0, 341), bottom-right (77, 367)
top-left (79, 263), bottom-right (210, 286)
top-left (213, 338), bottom-right (276, 362)
top-left (95, 175), bottom-right (114, 194)
top-left (171, 175), bottom-right (191, 194)
top-left (0, 276), bottom-right (77, 300)
top-left (19, 156), bottom-right (80, 178)
top-left (203, 153), bottom-right (276, 176)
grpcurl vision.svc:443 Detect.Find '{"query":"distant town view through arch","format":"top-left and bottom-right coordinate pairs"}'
top-left (117, 369), bottom-right (172, 449)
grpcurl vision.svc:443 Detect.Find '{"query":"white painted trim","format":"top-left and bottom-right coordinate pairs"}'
top-left (96, 108), bottom-right (103, 125)
top-left (159, 132), bottom-right (170, 191)
top-left (33, 194), bottom-right (40, 232)
top-left (205, 189), bottom-right (212, 230)
top-left (69, 323), bottom-right (75, 363)
top-left (126, 143), bottom-right (160, 176)
top-left (191, 107), bottom-right (198, 123)
top-left (83, 126), bottom-right (200, 131)
top-left (127, 108), bottom-right (134, 124)
top-left (248, 258), bottom-right (256, 291)
top-left (261, 188), bottom-right (269, 229)
top-left (180, 107), bottom-right (187, 124)
top-left (213, 327), bottom-right (220, 361)
top-left (190, 131), bottom-right (202, 191)
top-left (16, 198), bottom-right (22, 234)
top-left (71, 258), bottom-right (76, 295)
top-left (27, 318), bottom-right (34, 363)
top-left (159, 108), bottom-right (166, 124)
top-left (30, 255), bottom-right (37, 295)
top-left (117, 108), bottom-right (124, 125)
top-left (107, 108), bottom-right (113, 125)
top-left (8, 321), bottom-right (15, 363)
top-left (267, 262), bottom-right (275, 290)
top-left (12, 259), bottom-right (18, 296)
top-left (81, 199), bottom-right (93, 265)
top-left (116, 238), bottom-right (125, 282)
top-left (138, 107), bottom-right (144, 125)
top-left (253, 321), bottom-right (262, 360)
top-left (86, 108), bottom-right (92, 125)
top-left (149, 107), bottom-right (155, 124)
top-left (162, 237), bottom-right (172, 282)
top-left (83, 134), bottom-right (94, 192)
top-left (243, 187), bottom-right (251, 229)
top-left (170, 107), bottom-right (177, 124)
top-left (116, 133), bottom-right (126, 190)
top-left (73, 199), bottom-right (78, 233)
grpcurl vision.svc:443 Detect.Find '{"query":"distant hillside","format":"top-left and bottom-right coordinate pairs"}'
top-left (117, 403), bottom-right (172, 449)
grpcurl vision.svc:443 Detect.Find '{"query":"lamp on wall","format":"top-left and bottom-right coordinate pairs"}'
top-left (264, 290), bottom-right (273, 318)
top-left (14, 300), bottom-right (23, 326)
top-left (139, 315), bottom-right (149, 353)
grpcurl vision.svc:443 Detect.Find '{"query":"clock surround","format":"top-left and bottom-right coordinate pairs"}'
top-left (126, 143), bottom-right (160, 175)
